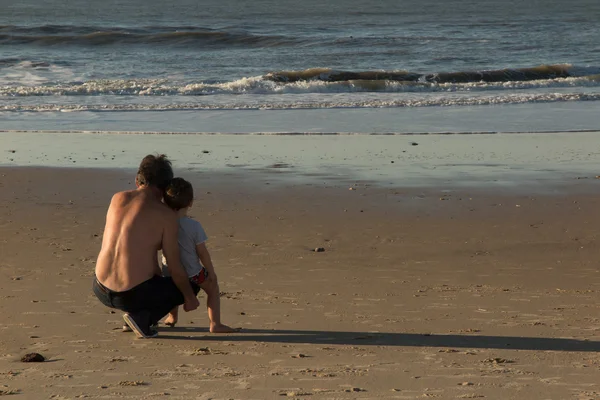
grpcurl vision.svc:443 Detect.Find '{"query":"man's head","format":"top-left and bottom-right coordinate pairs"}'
top-left (135, 154), bottom-right (174, 191)
top-left (164, 177), bottom-right (194, 211)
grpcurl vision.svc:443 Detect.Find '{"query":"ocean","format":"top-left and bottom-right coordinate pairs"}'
top-left (1, 0), bottom-right (600, 134)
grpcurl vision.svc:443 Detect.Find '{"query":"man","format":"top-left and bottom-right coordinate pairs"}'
top-left (93, 154), bottom-right (199, 338)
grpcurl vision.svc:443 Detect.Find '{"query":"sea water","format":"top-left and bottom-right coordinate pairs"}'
top-left (1, 0), bottom-right (600, 134)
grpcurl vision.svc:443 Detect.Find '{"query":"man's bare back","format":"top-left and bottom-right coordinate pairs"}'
top-left (96, 187), bottom-right (170, 292)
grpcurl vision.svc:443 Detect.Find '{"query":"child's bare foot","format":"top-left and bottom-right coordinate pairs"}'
top-left (210, 323), bottom-right (240, 333)
top-left (164, 314), bottom-right (177, 327)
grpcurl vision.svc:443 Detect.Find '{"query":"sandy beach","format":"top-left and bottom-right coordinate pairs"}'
top-left (3, 0), bottom-right (600, 396)
top-left (1, 163), bottom-right (599, 399)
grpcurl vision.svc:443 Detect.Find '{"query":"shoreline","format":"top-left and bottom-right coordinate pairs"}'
top-left (3, 128), bottom-right (600, 135)
top-left (2, 130), bottom-right (600, 193)
top-left (3, 101), bottom-right (600, 134)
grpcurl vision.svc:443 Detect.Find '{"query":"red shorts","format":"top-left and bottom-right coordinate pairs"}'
top-left (189, 268), bottom-right (209, 286)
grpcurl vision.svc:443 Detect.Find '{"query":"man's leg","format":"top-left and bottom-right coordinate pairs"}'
top-left (92, 278), bottom-right (114, 308)
top-left (111, 276), bottom-right (185, 338)
top-left (135, 276), bottom-right (186, 327)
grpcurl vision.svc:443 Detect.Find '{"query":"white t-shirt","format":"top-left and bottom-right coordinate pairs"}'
top-left (162, 216), bottom-right (208, 278)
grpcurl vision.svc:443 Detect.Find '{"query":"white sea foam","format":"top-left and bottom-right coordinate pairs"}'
top-left (2, 92), bottom-right (600, 112)
top-left (2, 74), bottom-right (600, 97)
top-left (0, 60), bottom-right (82, 86)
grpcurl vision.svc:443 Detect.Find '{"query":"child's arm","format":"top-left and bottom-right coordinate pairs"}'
top-left (196, 242), bottom-right (217, 280)
top-left (153, 252), bottom-right (162, 276)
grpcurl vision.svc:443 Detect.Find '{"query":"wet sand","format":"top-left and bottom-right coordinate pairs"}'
top-left (1, 166), bottom-right (599, 399)
top-left (2, 130), bottom-right (600, 191)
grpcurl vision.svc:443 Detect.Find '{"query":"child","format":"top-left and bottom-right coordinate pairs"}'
top-left (161, 177), bottom-right (236, 333)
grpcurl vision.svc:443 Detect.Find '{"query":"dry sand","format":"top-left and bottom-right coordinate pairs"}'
top-left (1, 167), bottom-right (599, 399)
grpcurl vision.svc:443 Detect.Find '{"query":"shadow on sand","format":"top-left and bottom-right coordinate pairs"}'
top-left (156, 327), bottom-right (599, 352)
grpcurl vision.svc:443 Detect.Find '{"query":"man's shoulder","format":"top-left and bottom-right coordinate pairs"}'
top-left (110, 190), bottom-right (134, 204)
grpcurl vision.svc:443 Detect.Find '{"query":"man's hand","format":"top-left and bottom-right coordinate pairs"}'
top-left (183, 296), bottom-right (200, 312)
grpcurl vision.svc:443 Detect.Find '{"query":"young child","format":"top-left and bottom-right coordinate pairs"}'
top-left (161, 177), bottom-right (236, 333)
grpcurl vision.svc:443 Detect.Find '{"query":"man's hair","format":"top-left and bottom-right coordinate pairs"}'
top-left (136, 154), bottom-right (173, 191)
top-left (164, 177), bottom-right (194, 210)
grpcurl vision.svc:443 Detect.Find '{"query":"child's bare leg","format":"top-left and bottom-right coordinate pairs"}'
top-left (200, 277), bottom-right (237, 333)
top-left (164, 306), bottom-right (179, 327)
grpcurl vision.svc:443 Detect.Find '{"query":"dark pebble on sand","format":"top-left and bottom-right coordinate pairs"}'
top-left (202, 150), bottom-right (210, 154)
top-left (21, 353), bottom-right (45, 362)
top-left (411, 142), bottom-right (419, 146)
top-left (240, 312), bottom-right (246, 315)
top-left (345, 388), bottom-right (366, 392)
top-left (314, 247), bottom-right (325, 252)
top-left (8, 150), bottom-right (16, 153)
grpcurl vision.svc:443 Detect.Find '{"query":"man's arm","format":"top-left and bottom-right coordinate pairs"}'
top-left (162, 213), bottom-right (199, 312)
top-left (196, 242), bottom-right (216, 280)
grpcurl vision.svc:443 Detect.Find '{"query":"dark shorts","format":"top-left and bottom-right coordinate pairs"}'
top-left (93, 275), bottom-right (199, 328)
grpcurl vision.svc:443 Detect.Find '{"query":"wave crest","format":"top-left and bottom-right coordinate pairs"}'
top-left (265, 64), bottom-right (599, 84)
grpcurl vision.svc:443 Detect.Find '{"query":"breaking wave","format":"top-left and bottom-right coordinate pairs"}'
top-left (2, 67), bottom-right (600, 97)
top-left (265, 65), bottom-right (600, 84)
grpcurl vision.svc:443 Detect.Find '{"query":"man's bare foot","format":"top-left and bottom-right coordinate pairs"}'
top-left (210, 323), bottom-right (240, 333)
top-left (164, 315), bottom-right (177, 327)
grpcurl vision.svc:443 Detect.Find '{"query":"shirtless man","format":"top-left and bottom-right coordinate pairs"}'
top-left (93, 154), bottom-right (200, 338)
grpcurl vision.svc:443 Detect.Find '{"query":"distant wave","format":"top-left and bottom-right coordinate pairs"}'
top-left (265, 65), bottom-right (600, 84)
top-left (4, 92), bottom-right (600, 112)
top-left (0, 24), bottom-right (559, 50)
top-left (0, 25), bottom-right (303, 48)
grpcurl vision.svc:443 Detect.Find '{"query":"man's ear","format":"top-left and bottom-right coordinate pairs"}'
top-left (135, 175), bottom-right (142, 188)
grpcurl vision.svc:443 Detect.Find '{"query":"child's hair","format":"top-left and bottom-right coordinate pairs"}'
top-left (164, 177), bottom-right (194, 210)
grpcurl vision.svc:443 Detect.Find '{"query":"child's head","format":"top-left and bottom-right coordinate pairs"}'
top-left (164, 177), bottom-right (194, 211)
